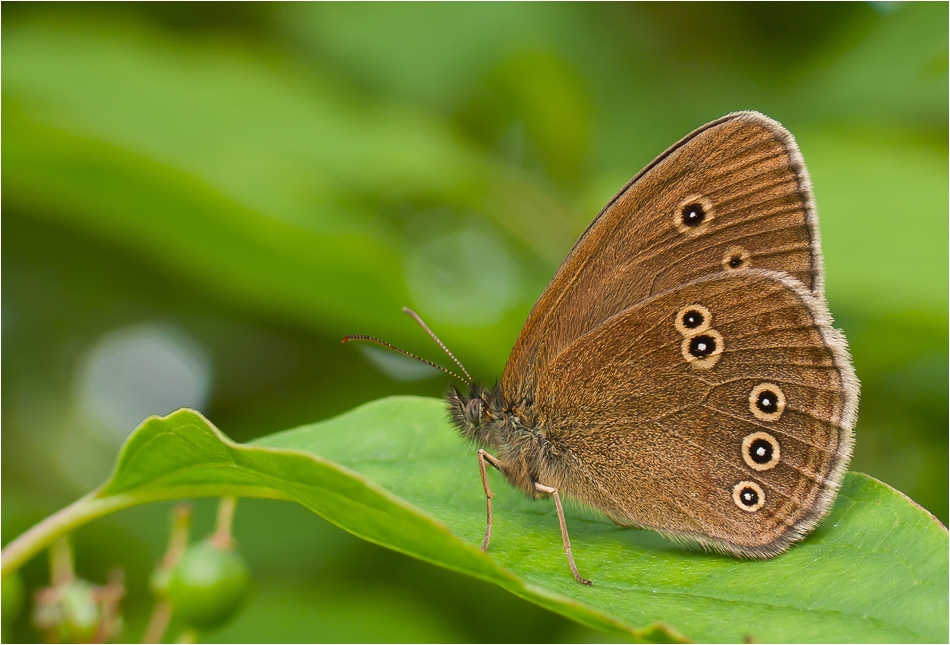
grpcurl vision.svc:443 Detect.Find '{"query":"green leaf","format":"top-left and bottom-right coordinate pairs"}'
top-left (3, 398), bottom-right (947, 643)
top-left (1, 20), bottom-right (581, 372)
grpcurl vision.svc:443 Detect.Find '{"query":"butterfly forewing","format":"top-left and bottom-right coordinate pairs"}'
top-left (531, 270), bottom-right (856, 556)
top-left (503, 112), bottom-right (822, 404)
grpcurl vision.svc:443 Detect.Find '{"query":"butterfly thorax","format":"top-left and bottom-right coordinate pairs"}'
top-left (446, 383), bottom-right (555, 498)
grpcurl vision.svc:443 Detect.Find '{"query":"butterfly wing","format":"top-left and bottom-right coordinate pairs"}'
top-left (503, 111), bottom-right (823, 403)
top-left (531, 270), bottom-right (857, 556)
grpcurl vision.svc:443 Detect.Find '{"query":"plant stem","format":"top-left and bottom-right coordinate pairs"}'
top-left (142, 601), bottom-right (172, 645)
top-left (49, 536), bottom-right (74, 587)
top-left (143, 503), bottom-right (193, 644)
top-left (1, 491), bottom-right (134, 579)
top-left (1, 486), bottom-right (288, 579)
top-left (210, 497), bottom-right (238, 549)
top-left (162, 504), bottom-right (194, 568)
top-left (94, 569), bottom-right (126, 644)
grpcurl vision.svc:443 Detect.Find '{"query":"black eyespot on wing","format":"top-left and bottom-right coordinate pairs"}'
top-left (732, 481), bottom-right (765, 512)
top-left (681, 202), bottom-right (706, 227)
top-left (740, 486), bottom-right (759, 506)
top-left (689, 334), bottom-right (716, 358)
top-left (749, 438), bottom-right (773, 464)
top-left (748, 383), bottom-right (786, 422)
top-left (756, 390), bottom-right (778, 414)
top-left (681, 328), bottom-right (722, 368)
top-left (742, 432), bottom-right (780, 471)
top-left (675, 304), bottom-right (711, 335)
top-left (675, 197), bottom-right (714, 234)
top-left (682, 309), bottom-right (704, 329)
top-left (722, 246), bottom-right (751, 271)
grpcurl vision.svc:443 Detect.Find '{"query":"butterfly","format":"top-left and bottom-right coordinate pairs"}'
top-left (347, 111), bottom-right (858, 585)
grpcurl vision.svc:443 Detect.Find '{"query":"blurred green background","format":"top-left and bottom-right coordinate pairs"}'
top-left (2, 3), bottom-right (946, 642)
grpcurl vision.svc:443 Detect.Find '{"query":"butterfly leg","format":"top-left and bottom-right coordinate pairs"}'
top-left (476, 449), bottom-right (502, 551)
top-left (534, 482), bottom-right (592, 585)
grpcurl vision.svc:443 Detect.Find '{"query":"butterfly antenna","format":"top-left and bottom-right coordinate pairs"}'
top-left (401, 307), bottom-right (473, 385)
top-left (341, 334), bottom-right (470, 385)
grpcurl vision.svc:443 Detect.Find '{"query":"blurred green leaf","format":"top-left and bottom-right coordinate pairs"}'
top-left (2, 571), bottom-right (26, 633)
top-left (205, 580), bottom-right (470, 644)
top-left (5, 399), bottom-right (947, 642)
top-left (2, 19), bottom-right (583, 374)
top-left (803, 129), bottom-right (948, 314)
top-left (791, 2), bottom-right (948, 131)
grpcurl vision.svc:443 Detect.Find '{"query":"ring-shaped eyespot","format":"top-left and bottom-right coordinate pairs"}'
top-left (722, 246), bottom-right (751, 271)
top-left (742, 432), bottom-right (781, 471)
top-left (733, 481), bottom-right (765, 512)
top-left (749, 383), bottom-right (786, 422)
top-left (675, 196), bottom-right (714, 234)
top-left (674, 304), bottom-right (711, 335)
top-left (680, 329), bottom-right (723, 369)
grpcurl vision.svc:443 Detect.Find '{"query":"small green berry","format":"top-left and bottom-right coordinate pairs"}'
top-left (167, 539), bottom-right (250, 630)
top-left (32, 579), bottom-right (100, 643)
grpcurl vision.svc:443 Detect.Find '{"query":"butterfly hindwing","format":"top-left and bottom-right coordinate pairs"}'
top-left (531, 270), bottom-right (857, 556)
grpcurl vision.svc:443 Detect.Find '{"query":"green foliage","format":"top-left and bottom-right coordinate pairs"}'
top-left (3, 3), bottom-right (947, 642)
top-left (9, 400), bottom-right (947, 642)
top-left (2, 16), bottom-right (565, 372)
top-left (2, 572), bottom-right (26, 632)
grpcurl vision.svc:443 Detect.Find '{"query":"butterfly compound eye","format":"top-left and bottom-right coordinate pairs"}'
top-left (464, 398), bottom-right (485, 426)
top-left (732, 481), bottom-right (765, 512)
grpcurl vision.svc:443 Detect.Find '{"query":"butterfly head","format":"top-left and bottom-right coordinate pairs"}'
top-left (447, 382), bottom-right (500, 443)
top-left (448, 382), bottom-right (485, 426)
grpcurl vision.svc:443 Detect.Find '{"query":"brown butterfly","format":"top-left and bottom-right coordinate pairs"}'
top-left (346, 111), bottom-right (859, 585)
